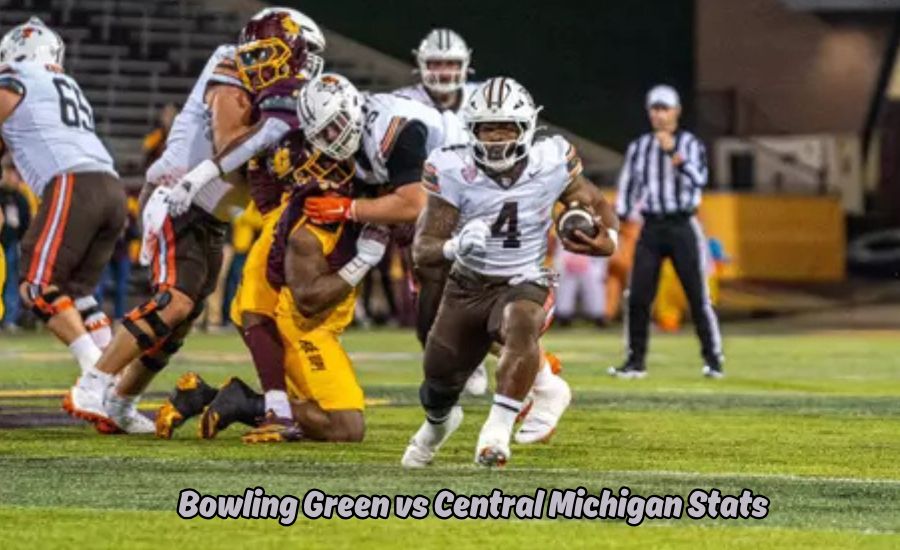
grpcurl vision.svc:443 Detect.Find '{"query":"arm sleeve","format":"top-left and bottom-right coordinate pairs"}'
top-left (385, 120), bottom-right (428, 187)
top-left (615, 140), bottom-right (639, 218)
top-left (679, 134), bottom-right (709, 188)
top-left (216, 116), bottom-right (292, 174)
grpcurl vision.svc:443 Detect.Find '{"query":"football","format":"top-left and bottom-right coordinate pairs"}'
top-left (557, 205), bottom-right (600, 241)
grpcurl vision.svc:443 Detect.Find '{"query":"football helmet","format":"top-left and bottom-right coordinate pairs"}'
top-left (464, 77), bottom-right (542, 173)
top-left (296, 73), bottom-right (364, 162)
top-left (253, 7), bottom-right (325, 78)
top-left (236, 8), bottom-right (309, 91)
top-left (0, 17), bottom-right (64, 66)
top-left (414, 28), bottom-right (471, 94)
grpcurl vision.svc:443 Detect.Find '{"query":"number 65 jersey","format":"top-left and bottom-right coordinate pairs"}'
top-left (423, 135), bottom-right (583, 278)
top-left (0, 61), bottom-right (116, 195)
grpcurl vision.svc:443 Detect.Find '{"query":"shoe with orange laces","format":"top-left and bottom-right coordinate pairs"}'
top-left (155, 372), bottom-right (219, 439)
top-left (241, 411), bottom-right (304, 444)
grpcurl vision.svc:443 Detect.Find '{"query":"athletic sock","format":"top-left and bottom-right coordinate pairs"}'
top-left (531, 360), bottom-right (554, 392)
top-left (264, 390), bottom-right (292, 419)
top-left (416, 407), bottom-right (457, 449)
top-left (78, 364), bottom-right (114, 394)
top-left (485, 394), bottom-right (523, 435)
top-left (69, 334), bottom-right (103, 375)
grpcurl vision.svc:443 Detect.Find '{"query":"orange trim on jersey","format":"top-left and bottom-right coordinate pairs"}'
top-left (379, 117), bottom-right (408, 157)
top-left (27, 174), bottom-right (74, 286)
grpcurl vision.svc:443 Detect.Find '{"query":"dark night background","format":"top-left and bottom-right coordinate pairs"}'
top-left (294, 0), bottom-right (695, 150)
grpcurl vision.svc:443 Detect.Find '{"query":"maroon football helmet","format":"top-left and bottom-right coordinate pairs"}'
top-left (236, 9), bottom-right (309, 91)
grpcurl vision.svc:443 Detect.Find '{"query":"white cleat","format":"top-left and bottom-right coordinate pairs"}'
top-left (62, 381), bottom-right (118, 432)
top-left (514, 375), bottom-right (572, 445)
top-left (462, 363), bottom-right (488, 396)
top-left (475, 425), bottom-right (511, 468)
top-left (401, 406), bottom-right (464, 469)
top-left (105, 393), bottom-right (155, 434)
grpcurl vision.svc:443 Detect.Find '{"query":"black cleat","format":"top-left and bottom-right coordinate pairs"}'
top-left (607, 360), bottom-right (648, 379)
top-left (155, 372), bottom-right (218, 439)
top-left (198, 377), bottom-right (265, 439)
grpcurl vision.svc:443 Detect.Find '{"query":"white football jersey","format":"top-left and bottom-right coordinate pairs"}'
top-left (0, 61), bottom-right (116, 195)
top-left (355, 92), bottom-right (467, 187)
top-left (146, 44), bottom-right (242, 216)
top-left (424, 135), bottom-right (583, 277)
top-left (392, 82), bottom-right (480, 114)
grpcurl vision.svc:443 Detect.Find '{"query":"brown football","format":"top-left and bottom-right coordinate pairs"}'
top-left (557, 206), bottom-right (599, 241)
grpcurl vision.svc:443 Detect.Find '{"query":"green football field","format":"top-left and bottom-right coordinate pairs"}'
top-left (1, 324), bottom-right (899, 548)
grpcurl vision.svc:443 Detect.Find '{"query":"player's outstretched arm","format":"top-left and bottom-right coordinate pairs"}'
top-left (353, 184), bottom-right (427, 224)
top-left (558, 174), bottom-right (619, 257)
top-left (413, 194), bottom-right (460, 268)
top-left (207, 85), bottom-right (253, 154)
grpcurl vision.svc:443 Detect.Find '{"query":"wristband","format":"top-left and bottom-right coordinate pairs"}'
top-left (349, 199), bottom-right (359, 222)
top-left (337, 256), bottom-right (374, 287)
top-left (191, 159), bottom-right (223, 188)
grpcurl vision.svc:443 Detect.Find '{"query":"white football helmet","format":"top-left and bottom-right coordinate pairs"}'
top-left (414, 28), bottom-right (471, 94)
top-left (0, 17), bottom-right (65, 66)
top-left (464, 77), bottom-right (542, 173)
top-left (296, 73), bottom-right (364, 161)
top-left (252, 7), bottom-right (326, 78)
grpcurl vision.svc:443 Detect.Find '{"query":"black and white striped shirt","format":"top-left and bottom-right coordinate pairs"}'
top-left (615, 129), bottom-right (708, 217)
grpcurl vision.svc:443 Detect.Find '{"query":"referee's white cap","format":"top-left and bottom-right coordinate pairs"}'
top-left (646, 85), bottom-right (680, 109)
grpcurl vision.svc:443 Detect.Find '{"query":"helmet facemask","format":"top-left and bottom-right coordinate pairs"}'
top-left (236, 37), bottom-right (293, 91)
top-left (419, 57), bottom-right (469, 94)
top-left (293, 148), bottom-right (355, 192)
top-left (308, 109), bottom-right (362, 162)
top-left (468, 118), bottom-right (536, 173)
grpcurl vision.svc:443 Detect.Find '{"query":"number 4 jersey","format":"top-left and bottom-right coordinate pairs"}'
top-left (423, 135), bottom-right (583, 278)
top-left (0, 61), bottom-right (116, 195)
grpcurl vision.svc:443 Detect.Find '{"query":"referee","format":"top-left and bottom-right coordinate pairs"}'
top-left (609, 84), bottom-right (723, 379)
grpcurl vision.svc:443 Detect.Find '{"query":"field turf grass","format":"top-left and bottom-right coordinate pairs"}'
top-left (1, 325), bottom-right (899, 548)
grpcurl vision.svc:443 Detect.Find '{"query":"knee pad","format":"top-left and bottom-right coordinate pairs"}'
top-left (123, 290), bottom-right (175, 351)
top-left (140, 337), bottom-right (184, 373)
top-left (418, 379), bottom-right (460, 419)
top-left (24, 285), bottom-right (74, 322)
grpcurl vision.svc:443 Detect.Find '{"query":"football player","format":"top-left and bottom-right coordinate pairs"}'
top-left (160, 133), bottom-right (384, 443)
top-left (64, 8), bottom-right (314, 433)
top-left (394, 28), bottom-right (478, 114)
top-left (0, 18), bottom-right (124, 388)
top-left (403, 77), bottom-right (618, 468)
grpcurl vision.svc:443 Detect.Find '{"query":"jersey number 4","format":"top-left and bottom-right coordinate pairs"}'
top-left (491, 202), bottom-right (521, 249)
top-left (53, 77), bottom-right (94, 131)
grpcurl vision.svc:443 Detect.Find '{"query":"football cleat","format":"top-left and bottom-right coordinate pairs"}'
top-left (241, 411), bottom-right (304, 444)
top-left (474, 423), bottom-right (511, 468)
top-left (155, 372), bottom-right (219, 439)
top-left (104, 392), bottom-right (155, 434)
top-left (198, 377), bottom-right (264, 439)
top-left (702, 363), bottom-right (725, 379)
top-left (462, 363), bottom-right (488, 396)
top-left (401, 406), bottom-right (463, 469)
top-left (62, 382), bottom-right (120, 434)
top-left (514, 374), bottom-right (571, 444)
top-left (607, 360), bottom-right (647, 379)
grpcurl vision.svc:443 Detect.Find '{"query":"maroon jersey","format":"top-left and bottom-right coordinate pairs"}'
top-left (246, 76), bottom-right (306, 215)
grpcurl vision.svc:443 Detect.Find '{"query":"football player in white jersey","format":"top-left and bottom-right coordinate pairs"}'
top-left (395, 28), bottom-right (479, 114)
top-left (402, 77), bottom-right (618, 468)
top-left (0, 18), bottom-right (125, 394)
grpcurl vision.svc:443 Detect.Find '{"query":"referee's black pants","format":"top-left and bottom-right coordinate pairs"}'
top-left (626, 214), bottom-right (722, 366)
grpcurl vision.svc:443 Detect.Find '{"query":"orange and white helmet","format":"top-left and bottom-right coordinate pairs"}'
top-left (414, 28), bottom-right (471, 94)
top-left (0, 17), bottom-right (64, 66)
top-left (464, 77), bottom-right (542, 172)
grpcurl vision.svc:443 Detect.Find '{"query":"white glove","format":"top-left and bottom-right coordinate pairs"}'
top-left (338, 224), bottom-right (392, 287)
top-left (443, 219), bottom-right (490, 260)
top-left (356, 224), bottom-right (391, 265)
top-left (165, 159), bottom-right (220, 217)
top-left (139, 186), bottom-right (171, 266)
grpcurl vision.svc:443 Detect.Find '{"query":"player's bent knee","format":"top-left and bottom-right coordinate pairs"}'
top-left (20, 284), bottom-right (74, 322)
top-left (122, 289), bottom-right (192, 352)
top-left (325, 411), bottom-right (365, 443)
